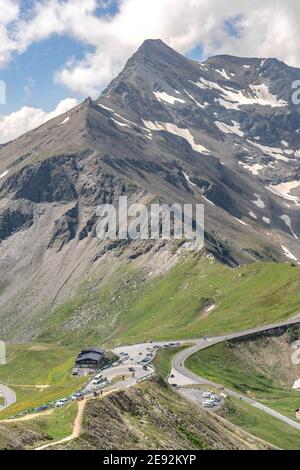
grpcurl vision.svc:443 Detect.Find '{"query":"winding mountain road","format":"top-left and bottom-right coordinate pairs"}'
top-left (170, 314), bottom-right (300, 431)
top-left (0, 384), bottom-right (16, 411)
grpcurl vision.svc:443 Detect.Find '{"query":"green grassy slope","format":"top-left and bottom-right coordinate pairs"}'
top-left (220, 397), bottom-right (300, 450)
top-left (186, 341), bottom-right (300, 420)
top-left (0, 343), bottom-right (86, 419)
top-left (38, 257), bottom-right (300, 347)
top-left (154, 348), bottom-right (300, 450)
top-left (0, 402), bottom-right (77, 449)
top-left (153, 345), bottom-right (191, 379)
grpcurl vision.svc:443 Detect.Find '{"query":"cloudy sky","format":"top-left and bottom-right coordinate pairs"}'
top-left (0, 0), bottom-right (299, 142)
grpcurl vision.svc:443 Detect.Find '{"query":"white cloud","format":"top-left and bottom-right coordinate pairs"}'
top-left (2, 1), bottom-right (300, 95)
top-left (0, 98), bottom-right (78, 143)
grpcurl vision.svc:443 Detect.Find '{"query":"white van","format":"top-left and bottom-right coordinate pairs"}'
top-left (203, 392), bottom-right (212, 398)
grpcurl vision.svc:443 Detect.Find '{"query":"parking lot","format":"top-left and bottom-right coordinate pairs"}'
top-left (178, 387), bottom-right (224, 410)
top-left (7, 341), bottom-right (181, 418)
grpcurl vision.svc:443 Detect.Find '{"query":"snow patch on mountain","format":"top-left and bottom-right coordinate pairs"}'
top-left (249, 84), bottom-right (288, 107)
top-left (192, 77), bottom-right (287, 110)
top-left (215, 68), bottom-right (231, 80)
top-left (249, 211), bottom-right (257, 219)
top-left (183, 89), bottom-right (207, 109)
top-left (182, 171), bottom-right (196, 187)
top-left (153, 91), bottom-right (185, 105)
top-left (142, 121), bottom-right (210, 154)
top-left (252, 194), bottom-right (265, 208)
top-left (240, 163), bottom-right (265, 175)
top-left (111, 117), bottom-right (130, 128)
top-left (215, 120), bottom-right (244, 137)
top-left (280, 214), bottom-right (298, 239)
top-left (98, 104), bottom-right (114, 112)
top-left (202, 195), bottom-right (215, 206)
top-left (233, 217), bottom-right (248, 226)
top-left (262, 217), bottom-right (270, 224)
top-left (248, 140), bottom-right (289, 162)
top-left (0, 170), bottom-right (8, 178)
top-left (282, 246), bottom-right (298, 262)
top-left (60, 116), bottom-right (70, 125)
top-left (266, 181), bottom-right (300, 203)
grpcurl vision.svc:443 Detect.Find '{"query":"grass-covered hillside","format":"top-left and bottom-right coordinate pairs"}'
top-left (37, 255), bottom-right (300, 347)
top-left (50, 379), bottom-right (272, 450)
top-left (186, 326), bottom-right (300, 420)
top-left (0, 343), bottom-right (86, 419)
top-left (219, 397), bottom-right (300, 450)
top-left (0, 402), bottom-right (77, 449)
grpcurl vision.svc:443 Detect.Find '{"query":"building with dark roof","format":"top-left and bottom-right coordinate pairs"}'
top-left (76, 347), bottom-right (106, 369)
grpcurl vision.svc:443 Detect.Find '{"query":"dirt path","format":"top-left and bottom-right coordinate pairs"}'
top-left (35, 400), bottom-right (86, 450)
top-left (1, 408), bottom-right (55, 423)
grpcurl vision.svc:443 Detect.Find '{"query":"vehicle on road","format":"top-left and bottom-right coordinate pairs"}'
top-left (202, 401), bottom-right (214, 408)
top-left (55, 400), bottom-right (66, 407)
top-left (211, 394), bottom-right (221, 403)
top-left (92, 378), bottom-right (103, 385)
top-left (34, 405), bottom-right (49, 412)
top-left (97, 383), bottom-right (107, 389)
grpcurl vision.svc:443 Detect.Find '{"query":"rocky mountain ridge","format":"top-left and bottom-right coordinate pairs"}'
top-left (1, 39), bottom-right (300, 339)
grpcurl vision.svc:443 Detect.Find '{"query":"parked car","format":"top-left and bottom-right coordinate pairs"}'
top-left (55, 400), bottom-right (65, 407)
top-left (202, 401), bottom-right (214, 408)
top-left (35, 405), bottom-right (48, 412)
top-left (203, 392), bottom-right (212, 398)
top-left (211, 394), bottom-right (221, 403)
top-left (97, 383), bottom-right (106, 389)
top-left (92, 378), bottom-right (103, 385)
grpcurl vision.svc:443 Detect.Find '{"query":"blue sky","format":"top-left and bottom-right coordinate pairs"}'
top-left (1, 36), bottom-right (87, 114)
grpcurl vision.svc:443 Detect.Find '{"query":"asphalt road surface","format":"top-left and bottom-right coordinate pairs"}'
top-left (1, 314), bottom-right (300, 425)
top-left (0, 384), bottom-right (16, 411)
top-left (170, 314), bottom-right (300, 431)
top-left (83, 341), bottom-right (180, 396)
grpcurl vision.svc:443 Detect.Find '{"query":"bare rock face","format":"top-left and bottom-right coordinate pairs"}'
top-left (1, 39), bottom-right (300, 339)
